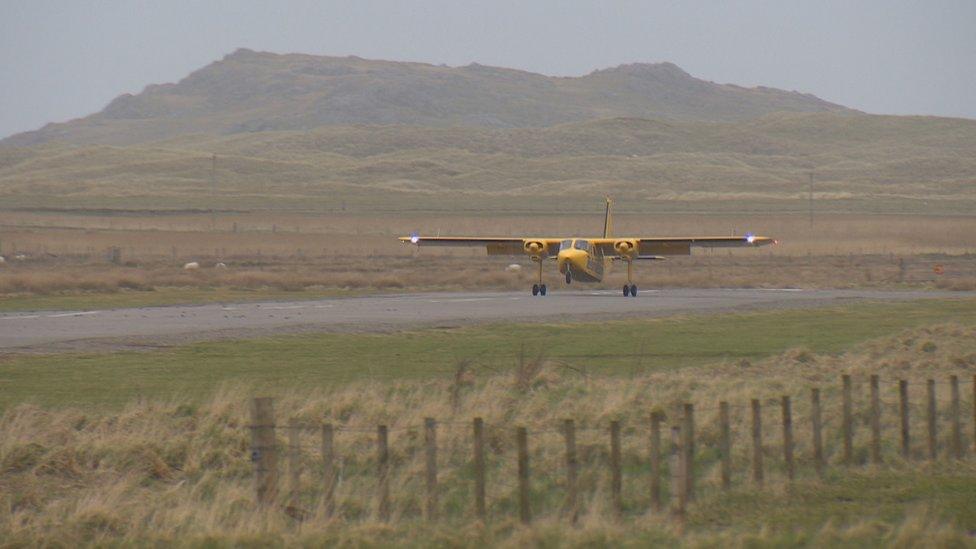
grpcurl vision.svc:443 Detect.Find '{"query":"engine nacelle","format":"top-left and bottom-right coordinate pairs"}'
top-left (614, 239), bottom-right (637, 257)
top-left (523, 240), bottom-right (548, 257)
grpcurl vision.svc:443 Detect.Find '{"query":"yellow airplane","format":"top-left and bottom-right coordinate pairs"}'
top-left (400, 199), bottom-right (776, 297)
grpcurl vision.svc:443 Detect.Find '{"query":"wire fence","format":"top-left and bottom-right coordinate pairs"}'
top-left (246, 373), bottom-right (976, 524)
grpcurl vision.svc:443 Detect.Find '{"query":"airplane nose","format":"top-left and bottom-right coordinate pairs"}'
top-left (557, 249), bottom-right (586, 272)
top-left (557, 250), bottom-right (570, 271)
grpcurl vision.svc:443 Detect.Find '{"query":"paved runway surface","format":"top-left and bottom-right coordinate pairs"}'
top-left (1, 289), bottom-right (972, 351)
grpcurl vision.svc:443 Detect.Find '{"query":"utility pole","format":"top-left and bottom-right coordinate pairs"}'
top-left (210, 154), bottom-right (217, 231)
top-left (808, 172), bottom-right (814, 229)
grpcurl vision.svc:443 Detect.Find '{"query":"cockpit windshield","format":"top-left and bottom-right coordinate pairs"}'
top-left (560, 239), bottom-right (573, 251)
top-left (573, 239), bottom-right (590, 251)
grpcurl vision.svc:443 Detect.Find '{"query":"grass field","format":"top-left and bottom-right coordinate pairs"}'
top-left (2, 211), bottom-right (975, 312)
top-left (4, 211), bottom-right (976, 257)
top-left (0, 287), bottom-right (362, 313)
top-left (2, 307), bottom-right (975, 545)
top-left (1, 203), bottom-right (974, 547)
top-left (2, 252), bottom-right (974, 313)
top-left (2, 298), bottom-right (974, 410)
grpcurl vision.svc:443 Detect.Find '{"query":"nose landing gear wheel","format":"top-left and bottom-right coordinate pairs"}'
top-left (540, 284), bottom-right (547, 296)
top-left (623, 285), bottom-right (630, 297)
top-left (565, 271), bottom-right (571, 284)
top-left (532, 284), bottom-right (539, 296)
top-left (630, 284), bottom-right (638, 297)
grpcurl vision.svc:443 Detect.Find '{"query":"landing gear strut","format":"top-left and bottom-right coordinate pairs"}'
top-left (623, 259), bottom-right (638, 297)
top-left (532, 258), bottom-right (547, 296)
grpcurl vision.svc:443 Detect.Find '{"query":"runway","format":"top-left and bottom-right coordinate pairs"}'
top-left (1, 288), bottom-right (972, 351)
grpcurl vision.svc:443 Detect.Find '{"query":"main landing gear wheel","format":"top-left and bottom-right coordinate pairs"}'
top-left (565, 270), bottom-right (572, 284)
top-left (622, 260), bottom-right (637, 297)
top-left (531, 258), bottom-right (546, 296)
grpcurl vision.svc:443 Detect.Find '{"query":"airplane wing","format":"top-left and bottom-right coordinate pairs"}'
top-left (398, 236), bottom-right (563, 256)
top-left (593, 235), bottom-right (776, 256)
top-left (400, 234), bottom-right (775, 257)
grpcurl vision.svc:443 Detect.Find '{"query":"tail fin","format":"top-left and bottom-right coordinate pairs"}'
top-left (603, 197), bottom-right (613, 238)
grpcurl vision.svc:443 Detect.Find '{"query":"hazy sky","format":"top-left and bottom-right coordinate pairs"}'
top-left (2, 0), bottom-right (974, 138)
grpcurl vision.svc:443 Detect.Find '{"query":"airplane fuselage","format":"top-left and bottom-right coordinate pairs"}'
top-left (555, 239), bottom-right (609, 283)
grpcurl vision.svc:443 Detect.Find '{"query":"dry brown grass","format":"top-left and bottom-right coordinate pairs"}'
top-left (3, 210), bottom-right (976, 257)
top-left (0, 252), bottom-right (972, 299)
top-left (1, 211), bottom-right (975, 300)
top-left (1, 323), bottom-right (975, 545)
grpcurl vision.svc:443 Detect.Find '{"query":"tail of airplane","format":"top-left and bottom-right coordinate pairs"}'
top-left (603, 197), bottom-right (613, 238)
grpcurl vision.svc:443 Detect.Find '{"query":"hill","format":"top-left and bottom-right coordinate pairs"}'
top-left (1, 49), bottom-right (853, 147)
top-left (1, 113), bottom-right (974, 213)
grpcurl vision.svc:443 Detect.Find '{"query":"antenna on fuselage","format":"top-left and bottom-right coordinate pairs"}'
top-left (603, 197), bottom-right (613, 238)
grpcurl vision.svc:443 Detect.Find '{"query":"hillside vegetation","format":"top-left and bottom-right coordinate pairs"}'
top-left (2, 114), bottom-right (974, 213)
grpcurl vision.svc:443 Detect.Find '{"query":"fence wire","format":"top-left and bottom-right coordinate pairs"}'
top-left (242, 373), bottom-right (976, 523)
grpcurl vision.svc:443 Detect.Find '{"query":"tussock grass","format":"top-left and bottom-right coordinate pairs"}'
top-left (2, 323), bottom-right (975, 545)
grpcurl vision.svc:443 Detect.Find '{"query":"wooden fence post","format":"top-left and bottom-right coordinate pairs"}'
top-left (719, 402), bottom-right (731, 489)
top-left (842, 375), bottom-right (854, 465)
top-left (563, 419), bottom-right (579, 522)
top-left (682, 403), bottom-right (695, 501)
top-left (751, 399), bottom-right (764, 487)
top-left (926, 379), bottom-right (937, 461)
top-left (321, 423), bottom-right (335, 517)
top-left (899, 380), bottom-right (910, 459)
top-left (473, 418), bottom-right (486, 520)
top-left (670, 425), bottom-right (686, 518)
top-left (610, 420), bottom-right (622, 518)
top-left (250, 397), bottom-right (278, 507)
top-left (377, 425), bottom-right (390, 521)
top-left (287, 418), bottom-right (301, 509)
top-left (781, 396), bottom-right (794, 481)
top-left (517, 426), bottom-right (531, 524)
top-left (649, 412), bottom-right (663, 511)
top-left (950, 375), bottom-right (962, 459)
top-left (424, 418), bottom-right (438, 520)
top-left (870, 375), bottom-right (882, 464)
top-left (811, 388), bottom-right (824, 478)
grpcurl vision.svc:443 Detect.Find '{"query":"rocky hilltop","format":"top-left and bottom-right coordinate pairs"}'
top-left (3, 49), bottom-right (853, 146)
